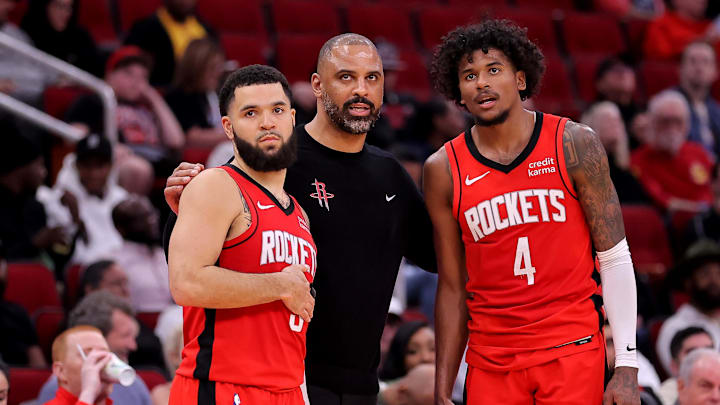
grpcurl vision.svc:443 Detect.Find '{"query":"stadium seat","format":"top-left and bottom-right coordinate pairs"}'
top-left (513, 0), bottom-right (575, 10)
top-left (275, 34), bottom-right (327, 84)
top-left (638, 61), bottom-right (679, 98)
top-left (5, 263), bottom-right (61, 316)
top-left (8, 368), bottom-right (52, 405)
top-left (621, 205), bottom-right (673, 280)
top-left (561, 12), bottom-right (626, 58)
top-left (272, 0), bottom-right (341, 36)
top-left (625, 18), bottom-right (649, 57)
top-left (417, 6), bottom-right (482, 50)
top-left (8, 0), bottom-right (27, 25)
top-left (77, 0), bottom-right (117, 45)
top-left (196, 0), bottom-right (265, 37)
top-left (346, 4), bottom-right (416, 49)
top-left (182, 147), bottom-right (214, 167)
top-left (137, 368), bottom-right (168, 391)
top-left (494, 8), bottom-right (560, 57)
top-left (394, 50), bottom-right (432, 101)
top-left (64, 264), bottom-right (84, 310)
top-left (118, 0), bottom-right (162, 33)
top-left (34, 307), bottom-right (65, 362)
top-left (220, 34), bottom-right (269, 67)
top-left (137, 312), bottom-right (161, 330)
top-left (573, 56), bottom-right (606, 103)
top-left (532, 56), bottom-right (577, 118)
top-left (43, 86), bottom-right (90, 120)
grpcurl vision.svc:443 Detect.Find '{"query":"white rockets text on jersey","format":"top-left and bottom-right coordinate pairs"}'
top-left (259, 230), bottom-right (317, 277)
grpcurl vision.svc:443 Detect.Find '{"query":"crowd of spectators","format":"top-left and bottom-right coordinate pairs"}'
top-left (3, 0), bottom-right (720, 404)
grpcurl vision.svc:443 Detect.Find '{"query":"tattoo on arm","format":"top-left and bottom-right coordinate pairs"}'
top-left (563, 121), bottom-right (625, 251)
top-left (239, 191), bottom-right (252, 225)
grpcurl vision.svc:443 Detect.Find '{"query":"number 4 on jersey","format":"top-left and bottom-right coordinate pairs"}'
top-left (514, 236), bottom-right (536, 285)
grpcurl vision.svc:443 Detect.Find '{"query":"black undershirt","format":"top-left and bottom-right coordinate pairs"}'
top-left (164, 125), bottom-right (435, 395)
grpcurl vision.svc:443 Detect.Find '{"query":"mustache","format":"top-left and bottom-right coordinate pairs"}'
top-left (255, 130), bottom-right (284, 141)
top-left (472, 90), bottom-right (500, 103)
top-left (342, 96), bottom-right (376, 112)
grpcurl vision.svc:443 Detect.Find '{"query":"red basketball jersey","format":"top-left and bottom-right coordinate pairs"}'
top-left (445, 112), bottom-right (603, 372)
top-left (176, 165), bottom-right (317, 390)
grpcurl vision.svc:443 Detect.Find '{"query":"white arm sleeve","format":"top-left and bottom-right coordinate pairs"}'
top-left (597, 237), bottom-right (638, 369)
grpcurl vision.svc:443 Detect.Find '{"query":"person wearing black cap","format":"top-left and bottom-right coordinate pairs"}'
top-left (0, 117), bottom-right (66, 261)
top-left (656, 239), bottom-right (720, 376)
top-left (39, 134), bottom-right (128, 265)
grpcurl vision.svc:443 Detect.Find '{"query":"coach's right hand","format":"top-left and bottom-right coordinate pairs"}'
top-left (165, 162), bottom-right (205, 214)
top-left (279, 264), bottom-right (315, 322)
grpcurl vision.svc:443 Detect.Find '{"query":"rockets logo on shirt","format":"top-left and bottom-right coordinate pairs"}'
top-left (463, 188), bottom-right (567, 241)
top-left (260, 230), bottom-right (317, 277)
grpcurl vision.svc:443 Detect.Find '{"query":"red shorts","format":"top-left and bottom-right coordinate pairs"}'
top-left (169, 374), bottom-right (305, 405)
top-left (465, 343), bottom-right (606, 405)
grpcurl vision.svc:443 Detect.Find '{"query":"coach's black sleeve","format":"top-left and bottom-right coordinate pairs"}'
top-left (403, 172), bottom-right (437, 273)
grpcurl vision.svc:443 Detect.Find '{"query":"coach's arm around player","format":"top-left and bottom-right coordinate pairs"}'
top-left (168, 167), bottom-right (315, 321)
top-left (563, 121), bottom-right (640, 405)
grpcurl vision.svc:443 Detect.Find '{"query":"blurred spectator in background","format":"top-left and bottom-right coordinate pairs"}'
top-left (39, 134), bottom-right (126, 265)
top-left (37, 291), bottom-right (152, 405)
top-left (604, 322), bottom-right (663, 402)
top-left (676, 348), bottom-right (720, 405)
top-left (631, 90), bottom-right (713, 214)
top-left (375, 41), bottom-right (416, 135)
top-left (593, 57), bottom-right (643, 145)
top-left (0, 0), bottom-right (54, 106)
top-left (125, 0), bottom-right (215, 87)
top-left (164, 38), bottom-right (226, 149)
top-left (677, 41), bottom-right (720, 159)
top-left (149, 305), bottom-right (182, 405)
top-left (65, 47), bottom-right (184, 174)
top-left (292, 81), bottom-right (317, 126)
top-left (45, 326), bottom-right (114, 405)
top-left (656, 240), bottom-right (720, 376)
top-left (110, 195), bottom-right (172, 313)
top-left (594, 0), bottom-right (664, 19)
top-left (644, 0), bottom-right (719, 61)
top-left (582, 101), bottom-right (650, 204)
top-left (0, 359), bottom-right (8, 404)
top-left (116, 153), bottom-right (154, 196)
top-left (0, 118), bottom-right (70, 262)
top-left (78, 262), bottom-right (165, 372)
top-left (20, 0), bottom-right (101, 76)
top-left (400, 98), bottom-right (467, 160)
top-left (377, 364), bottom-right (434, 405)
top-left (659, 326), bottom-right (715, 405)
top-left (0, 239), bottom-right (47, 367)
top-left (686, 165), bottom-right (720, 245)
top-left (79, 260), bottom-right (129, 300)
top-left (379, 321), bottom-right (435, 382)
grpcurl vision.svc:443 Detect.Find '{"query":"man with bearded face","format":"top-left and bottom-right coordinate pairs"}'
top-left (164, 34), bottom-right (436, 405)
top-left (631, 90), bottom-right (714, 215)
top-left (656, 240), bottom-right (720, 377)
top-left (167, 65), bottom-right (317, 405)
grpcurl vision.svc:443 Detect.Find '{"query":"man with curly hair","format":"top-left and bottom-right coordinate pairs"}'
top-left (424, 20), bottom-right (640, 404)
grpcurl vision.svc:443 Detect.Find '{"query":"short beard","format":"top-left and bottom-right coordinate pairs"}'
top-left (321, 91), bottom-right (379, 134)
top-left (232, 129), bottom-right (297, 172)
top-left (473, 108), bottom-right (511, 127)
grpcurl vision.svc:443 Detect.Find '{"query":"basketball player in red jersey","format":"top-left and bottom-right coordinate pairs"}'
top-left (424, 21), bottom-right (640, 405)
top-left (167, 65), bottom-right (317, 405)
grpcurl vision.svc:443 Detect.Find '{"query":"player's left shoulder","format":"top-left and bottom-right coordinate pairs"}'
top-left (561, 119), bottom-right (607, 175)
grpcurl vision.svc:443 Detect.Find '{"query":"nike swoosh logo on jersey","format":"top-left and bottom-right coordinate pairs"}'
top-left (257, 201), bottom-right (275, 210)
top-left (386, 194), bottom-right (396, 202)
top-left (465, 171), bottom-right (490, 186)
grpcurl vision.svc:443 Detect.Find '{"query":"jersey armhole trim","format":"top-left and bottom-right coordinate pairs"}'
top-left (555, 118), bottom-right (579, 200)
top-left (218, 166), bottom-right (260, 249)
top-left (446, 141), bottom-right (462, 220)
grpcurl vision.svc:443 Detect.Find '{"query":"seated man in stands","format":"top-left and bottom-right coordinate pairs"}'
top-left (631, 90), bottom-right (714, 215)
top-left (44, 326), bottom-right (114, 405)
top-left (37, 292), bottom-right (152, 405)
top-left (676, 348), bottom-right (720, 405)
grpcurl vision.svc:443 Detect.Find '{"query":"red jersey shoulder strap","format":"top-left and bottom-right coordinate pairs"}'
top-left (218, 165), bottom-right (259, 248)
top-left (548, 114), bottom-right (579, 200)
top-left (444, 134), bottom-right (466, 220)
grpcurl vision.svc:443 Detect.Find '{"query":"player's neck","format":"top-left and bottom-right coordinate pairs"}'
top-left (231, 157), bottom-right (287, 198)
top-left (471, 108), bottom-right (536, 156)
top-left (305, 107), bottom-right (366, 153)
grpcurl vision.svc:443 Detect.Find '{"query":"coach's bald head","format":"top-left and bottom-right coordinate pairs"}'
top-left (311, 33), bottom-right (384, 136)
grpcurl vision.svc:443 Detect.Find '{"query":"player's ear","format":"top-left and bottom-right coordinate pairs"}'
top-left (221, 116), bottom-right (234, 141)
top-left (517, 70), bottom-right (527, 91)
